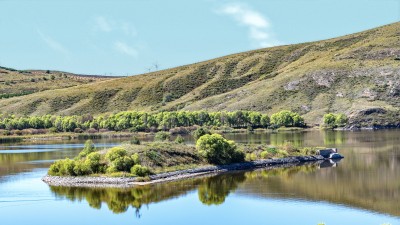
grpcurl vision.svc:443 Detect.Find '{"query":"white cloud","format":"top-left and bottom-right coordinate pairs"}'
top-left (37, 30), bottom-right (69, 55)
top-left (94, 16), bottom-right (112, 32)
top-left (218, 3), bottom-right (281, 48)
top-left (114, 41), bottom-right (138, 57)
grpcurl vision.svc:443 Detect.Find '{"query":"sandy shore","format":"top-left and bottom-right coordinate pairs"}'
top-left (42, 155), bottom-right (326, 188)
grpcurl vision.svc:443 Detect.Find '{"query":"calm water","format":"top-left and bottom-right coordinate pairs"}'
top-left (0, 130), bottom-right (399, 225)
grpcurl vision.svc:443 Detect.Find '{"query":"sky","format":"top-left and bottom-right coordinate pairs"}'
top-left (0, 0), bottom-right (399, 76)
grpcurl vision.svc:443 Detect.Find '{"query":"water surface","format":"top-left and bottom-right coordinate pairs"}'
top-left (0, 130), bottom-right (399, 225)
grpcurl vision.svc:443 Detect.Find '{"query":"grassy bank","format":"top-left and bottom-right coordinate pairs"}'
top-left (47, 134), bottom-right (323, 180)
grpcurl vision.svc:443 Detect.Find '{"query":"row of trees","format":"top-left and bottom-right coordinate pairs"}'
top-left (0, 110), bottom-right (306, 132)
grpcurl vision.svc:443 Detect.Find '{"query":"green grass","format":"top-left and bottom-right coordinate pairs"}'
top-left (0, 22), bottom-right (399, 126)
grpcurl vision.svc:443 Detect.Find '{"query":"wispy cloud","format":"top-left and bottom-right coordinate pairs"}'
top-left (114, 41), bottom-right (138, 57)
top-left (218, 3), bottom-right (281, 48)
top-left (37, 30), bottom-right (69, 55)
top-left (94, 16), bottom-right (113, 32)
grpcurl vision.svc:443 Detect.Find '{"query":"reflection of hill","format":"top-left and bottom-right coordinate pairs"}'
top-left (237, 152), bottom-right (400, 217)
top-left (49, 156), bottom-right (399, 217)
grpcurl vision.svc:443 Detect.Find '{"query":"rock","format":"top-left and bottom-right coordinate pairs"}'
top-left (318, 148), bottom-right (337, 158)
top-left (329, 153), bottom-right (344, 159)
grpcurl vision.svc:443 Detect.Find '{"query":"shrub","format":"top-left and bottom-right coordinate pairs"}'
top-left (131, 165), bottom-right (151, 177)
top-left (323, 113), bottom-right (348, 128)
top-left (260, 151), bottom-right (269, 159)
top-left (78, 140), bottom-right (96, 158)
top-left (196, 134), bottom-right (244, 165)
top-left (73, 161), bottom-right (92, 176)
top-left (154, 131), bottom-right (170, 141)
top-left (131, 153), bottom-right (140, 164)
top-left (270, 110), bottom-right (304, 127)
top-left (48, 158), bottom-right (76, 176)
top-left (130, 136), bottom-right (141, 145)
top-left (174, 135), bottom-right (185, 144)
top-left (84, 152), bottom-right (102, 173)
top-left (113, 156), bottom-right (134, 172)
top-left (105, 147), bottom-right (127, 162)
top-left (192, 127), bottom-right (211, 141)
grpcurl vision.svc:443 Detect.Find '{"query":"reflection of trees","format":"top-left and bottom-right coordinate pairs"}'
top-left (323, 131), bottom-right (345, 146)
top-left (198, 173), bottom-right (246, 205)
top-left (49, 173), bottom-right (249, 216)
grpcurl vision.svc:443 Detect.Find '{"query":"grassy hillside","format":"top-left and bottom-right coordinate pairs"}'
top-left (0, 67), bottom-right (118, 99)
top-left (0, 22), bottom-right (399, 125)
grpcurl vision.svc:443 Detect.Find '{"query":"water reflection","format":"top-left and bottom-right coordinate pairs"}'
top-left (1, 130), bottom-right (399, 220)
top-left (48, 162), bottom-right (332, 217)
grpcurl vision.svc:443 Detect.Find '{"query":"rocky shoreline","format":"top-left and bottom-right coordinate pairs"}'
top-left (42, 155), bottom-right (326, 188)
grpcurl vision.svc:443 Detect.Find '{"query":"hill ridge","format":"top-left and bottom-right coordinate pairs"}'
top-left (0, 22), bottom-right (399, 126)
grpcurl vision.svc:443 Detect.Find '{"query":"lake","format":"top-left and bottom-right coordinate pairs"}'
top-left (0, 130), bottom-right (399, 225)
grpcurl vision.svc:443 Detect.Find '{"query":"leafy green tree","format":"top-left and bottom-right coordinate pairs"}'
top-left (191, 127), bottom-right (211, 141)
top-left (196, 134), bottom-right (244, 165)
top-left (78, 140), bottom-right (96, 158)
top-left (323, 113), bottom-right (336, 127)
top-left (271, 110), bottom-right (304, 127)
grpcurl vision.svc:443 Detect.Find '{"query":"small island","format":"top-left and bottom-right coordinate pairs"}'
top-left (42, 128), bottom-right (343, 187)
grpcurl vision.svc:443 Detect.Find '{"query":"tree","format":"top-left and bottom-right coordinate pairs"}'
top-left (192, 127), bottom-right (211, 141)
top-left (196, 134), bottom-right (244, 165)
top-left (323, 113), bottom-right (336, 127)
top-left (270, 110), bottom-right (304, 127)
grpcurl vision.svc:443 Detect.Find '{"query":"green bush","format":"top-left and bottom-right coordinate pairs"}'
top-left (174, 135), bottom-right (185, 144)
top-left (323, 113), bottom-right (348, 128)
top-left (105, 147), bottom-right (127, 162)
top-left (192, 127), bottom-right (211, 141)
top-left (113, 156), bottom-right (134, 172)
top-left (270, 110), bottom-right (304, 127)
top-left (78, 140), bottom-right (96, 158)
top-left (84, 152), bottom-right (102, 173)
top-left (73, 161), bottom-right (92, 176)
top-left (154, 131), bottom-right (170, 141)
top-left (48, 158), bottom-right (76, 176)
top-left (196, 134), bottom-right (244, 165)
top-left (131, 153), bottom-right (140, 164)
top-left (130, 136), bottom-right (141, 145)
top-left (260, 151), bottom-right (269, 159)
top-left (131, 165), bottom-right (151, 177)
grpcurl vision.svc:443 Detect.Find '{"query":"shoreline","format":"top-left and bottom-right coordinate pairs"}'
top-left (42, 155), bottom-right (327, 188)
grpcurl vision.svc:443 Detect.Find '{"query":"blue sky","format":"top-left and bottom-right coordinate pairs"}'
top-left (0, 0), bottom-right (399, 75)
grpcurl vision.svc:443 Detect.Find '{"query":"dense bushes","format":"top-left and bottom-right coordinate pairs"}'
top-left (0, 110), bottom-right (312, 133)
top-left (323, 113), bottom-right (348, 128)
top-left (48, 141), bottom-right (151, 177)
top-left (270, 110), bottom-right (305, 127)
top-left (196, 134), bottom-right (244, 165)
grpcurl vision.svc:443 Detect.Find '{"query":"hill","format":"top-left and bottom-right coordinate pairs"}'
top-left (0, 67), bottom-right (119, 99)
top-left (0, 22), bottom-right (399, 126)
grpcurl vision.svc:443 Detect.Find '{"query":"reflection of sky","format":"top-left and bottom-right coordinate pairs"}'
top-left (0, 169), bottom-right (398, 225)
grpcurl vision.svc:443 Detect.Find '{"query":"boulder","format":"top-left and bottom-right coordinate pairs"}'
top-left (318, 148), bottom-right (337, 158)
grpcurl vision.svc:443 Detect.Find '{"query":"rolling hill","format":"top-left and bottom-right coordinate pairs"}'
top-left (0, 22), bottom-right (399, 127)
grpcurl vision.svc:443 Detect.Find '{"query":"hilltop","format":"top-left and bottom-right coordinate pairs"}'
top-left (0, 67), bottom-right (120, 99)
top-left (0, 22), bottom-right (399, 126)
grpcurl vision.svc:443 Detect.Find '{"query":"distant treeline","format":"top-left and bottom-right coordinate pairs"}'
top-left (0, 110), bottom-right (305, 132)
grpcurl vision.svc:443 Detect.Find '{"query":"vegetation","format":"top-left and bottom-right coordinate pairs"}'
top-left (0, 110), bottom-right (306, 136)
top-left (270, 110), bottom-right (305, 128)
top-left (47, 135), bottom-right (322, 178)
top-left (196, 134), bottom-right (244, 165)
top-left (1, 22), bottom-right (399, 128)
top-left (323, 113), bottom-right (348, 128)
